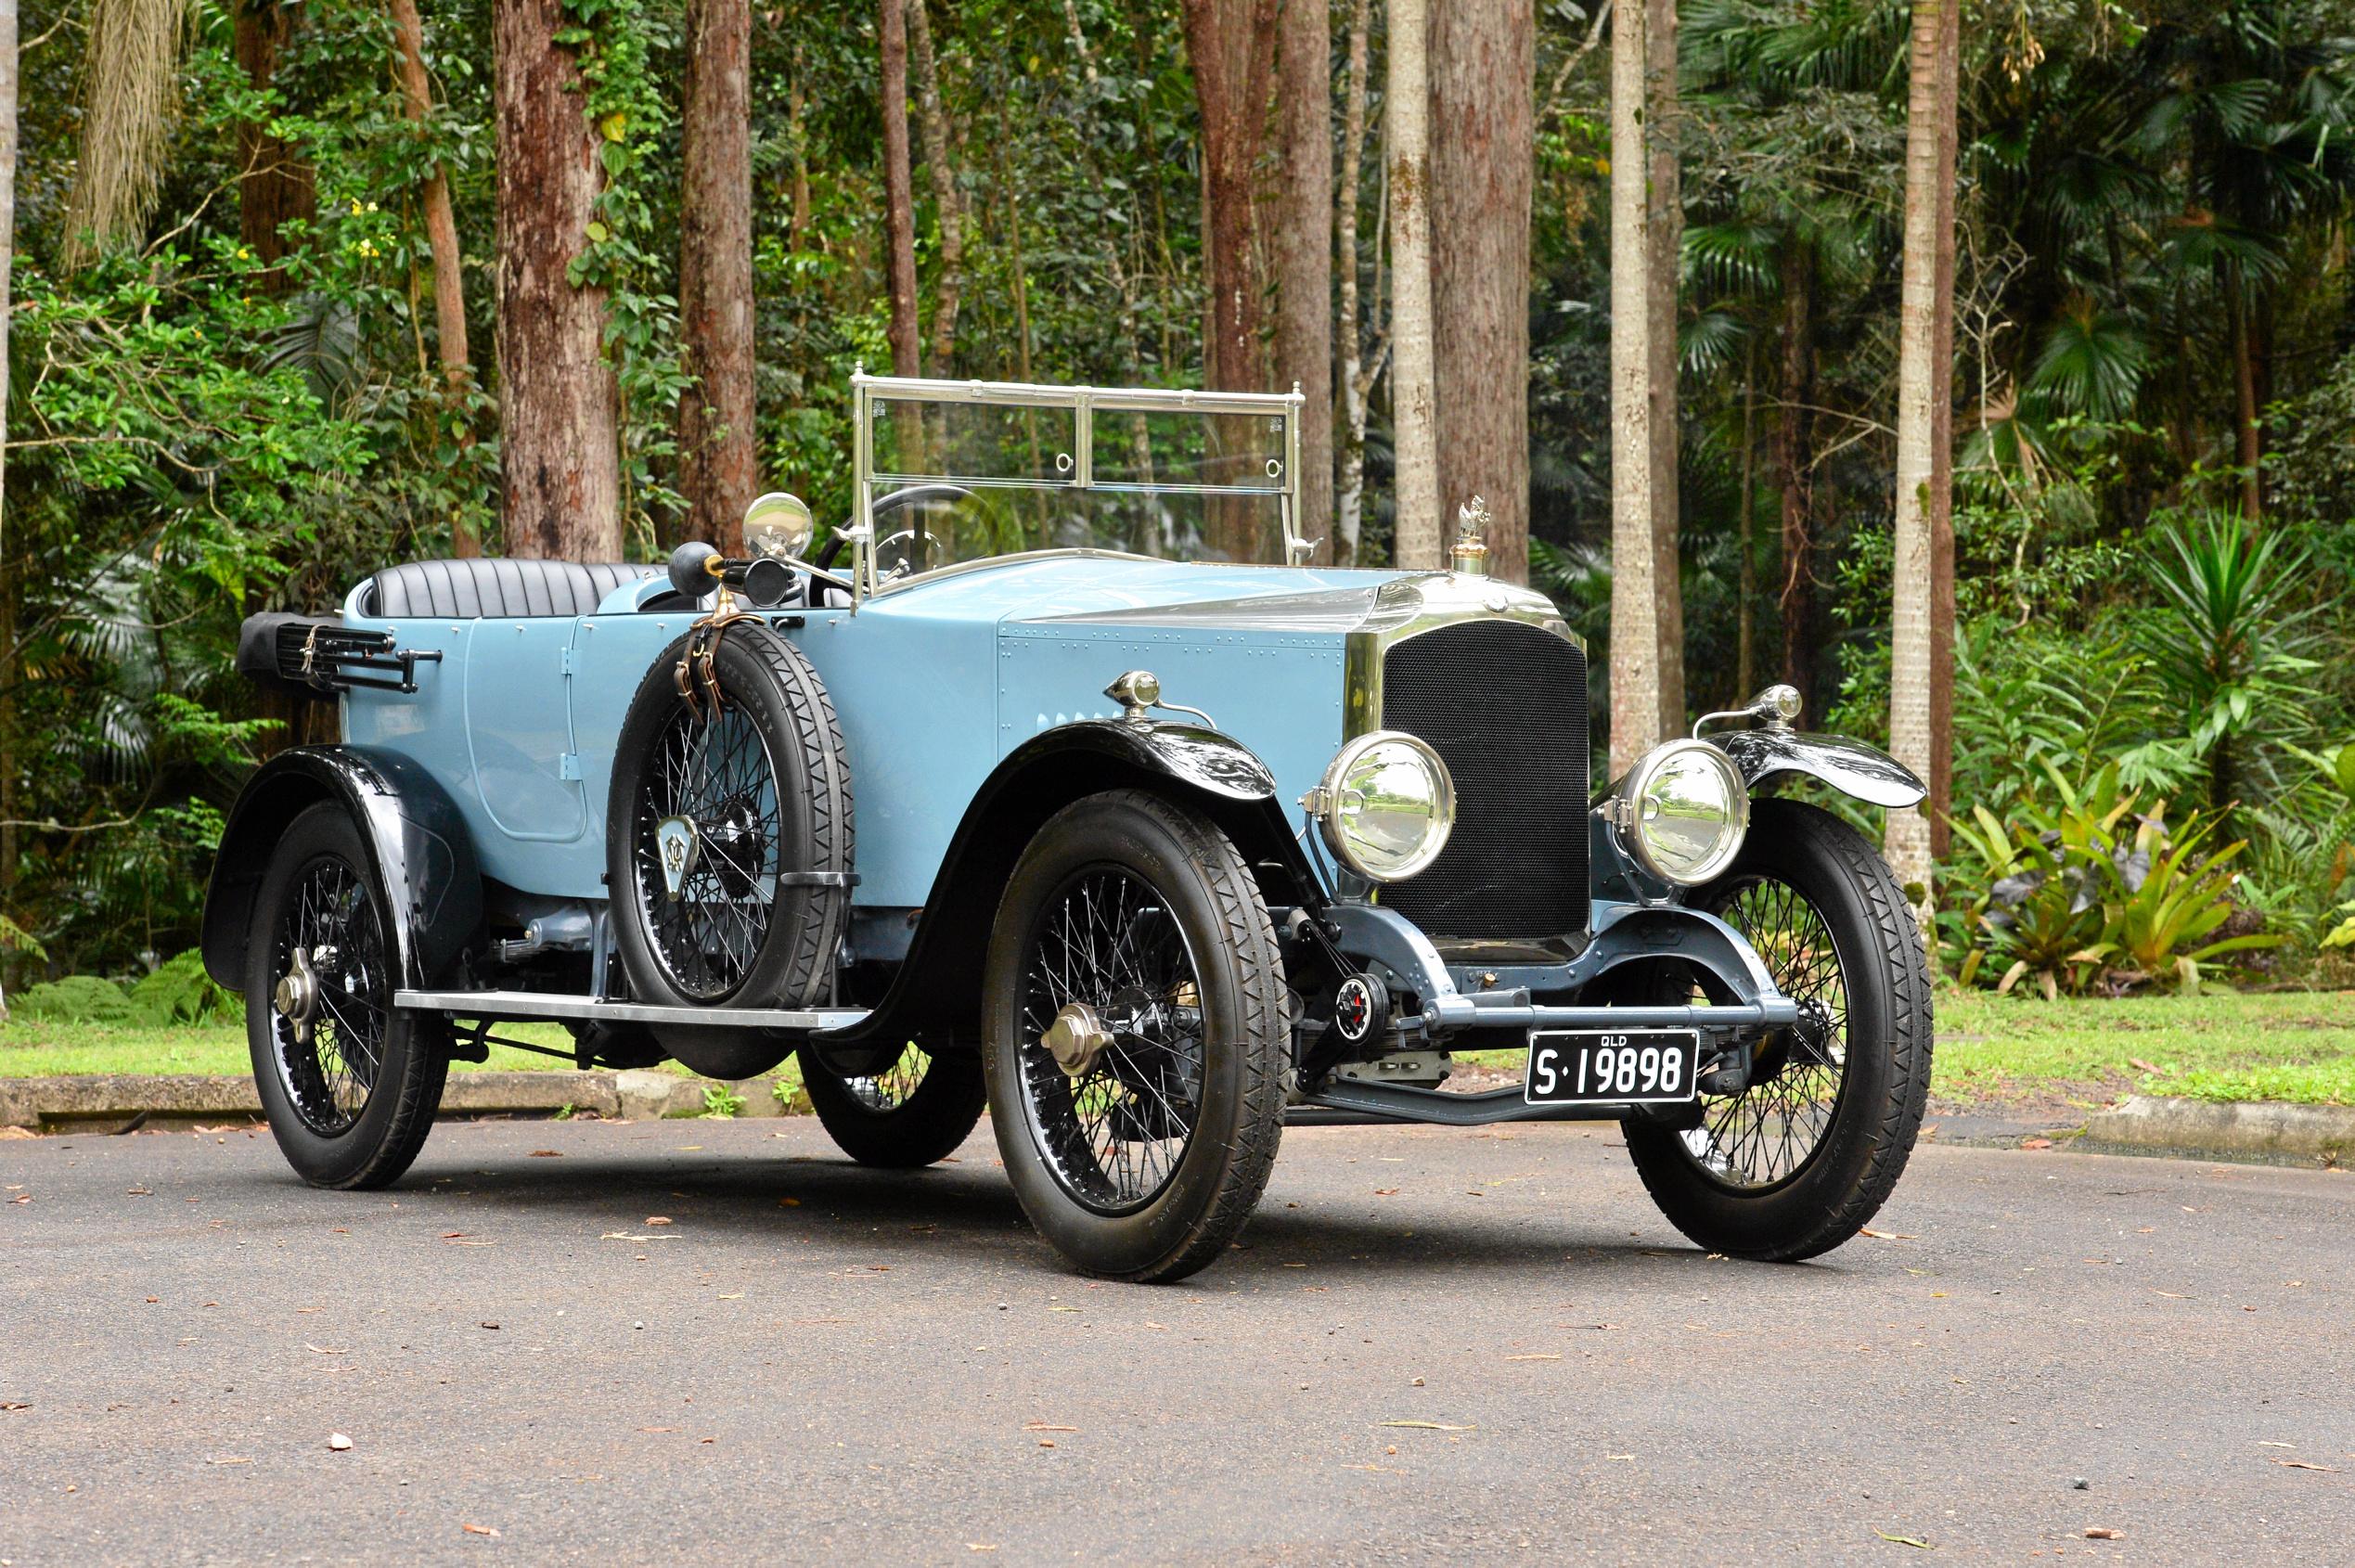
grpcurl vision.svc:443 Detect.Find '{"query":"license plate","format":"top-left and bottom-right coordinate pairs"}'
top-left (1525, 1029), bottom-right (1701, 1106)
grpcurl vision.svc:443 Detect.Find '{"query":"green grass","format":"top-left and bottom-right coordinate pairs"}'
top-left (5, 991), bottom-right (2350, 1112)
top-left (1931, 987), bottom-right (2355, 1108)
top-left (1447, 987), bottom-right (2355, 1113)
top-left (0, 1019), bottom-right (639, 1078)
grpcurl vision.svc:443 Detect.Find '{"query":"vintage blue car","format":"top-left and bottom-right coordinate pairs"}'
top-left (202, 372), bottom-right (1933, 1282)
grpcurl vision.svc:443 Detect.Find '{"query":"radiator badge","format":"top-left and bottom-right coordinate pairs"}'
top-left (655, 816), bottom-right (701, 901)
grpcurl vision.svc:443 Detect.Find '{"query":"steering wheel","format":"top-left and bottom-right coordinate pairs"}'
top-left (869, 483), bottom-right (973, 579)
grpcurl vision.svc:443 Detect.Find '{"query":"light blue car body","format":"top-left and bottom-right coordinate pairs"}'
top-left (341, 555), bottom-right (1387, 919)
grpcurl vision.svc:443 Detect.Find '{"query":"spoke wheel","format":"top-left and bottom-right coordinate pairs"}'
top-left (269, 855), bottom-right (392, 1137)
top-left (1014, 868), bottom-right (1208, 1215)
top-left (1678, 875), bottom-right (1851, 1192)
top-left (636, 702), bottom-right (785, 1000)
top-left (243, 803), bottom-right (449, 1191)
top-left (1622, 799), bottom-right (1931, 1263)
top-left (981, 790), bottom-right (1288, 1282)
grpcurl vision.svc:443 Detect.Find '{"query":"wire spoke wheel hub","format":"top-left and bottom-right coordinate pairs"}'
top-left (268, 856), bottom-right (390, 1138)
top-left (1681, 875), bottom-right (1852, 1191)
top-left (635, 703), bottom-right (786, 1000)
top-left (1015, 867), bottom-right (1207, 1215)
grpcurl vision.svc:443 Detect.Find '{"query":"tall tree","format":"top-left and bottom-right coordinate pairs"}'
top-left (1180, 0), bottom-right (1280, 561)
top-left (1775, 237), bottom-right (1816, 704)
top-left (1429, 0), bottom-right (1535, 585)
top-left (1386, 0), bottom-right (1440, 568)
top-left (234, 2), bottom-right (315, 291)
top-left (907, 0), bottom-right (964, 370)
top-left (1925, 0), bottom-right (1959, 858)
top-left (880, 0), bottom-right (921, 379)
top-left (1641, 0), bottom-right (1682, 727)
top-left (495, 0), bottom-right (620, 559)
top-left (1885, 0), bottom-right (1962, 924)
top-left (677, 0), bottom-right (756, 554)
top-left (1606, 0), bottom-right (1662, 775)
top-left (0, 0), bottom-right (18, 895)
top-left (1180, 0), bottom-right (1280, 396)
top-left (389, 0), bottom-right (479, 555)
top-left (59, 0), bottom-right (194, 266)
top-left (1332, 0), bottom-right (1384, 566)
top-left (1274, 0), bottom-right (1332, 559)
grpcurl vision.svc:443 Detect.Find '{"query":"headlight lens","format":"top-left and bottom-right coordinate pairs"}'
top-left (1615, 739), bottom-right (1749, 886)
top-left (1311, 731), bottom-right (1456, 882)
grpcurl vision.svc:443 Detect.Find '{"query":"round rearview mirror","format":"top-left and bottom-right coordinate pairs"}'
top-left (743, 492), bottom-right (815, 559)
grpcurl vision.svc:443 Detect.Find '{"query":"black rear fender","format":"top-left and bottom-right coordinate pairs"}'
top-left (200, 747), bottom-right (482, 992)
top-left (821, 721), bottom-right (1324, 1051)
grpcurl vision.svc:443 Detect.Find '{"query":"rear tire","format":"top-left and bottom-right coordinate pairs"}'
top-left (1623, 799), bottom-right (1932, 1261)
top-left (981, 790), bottom-right (1288, 1283)
top-left (606, 621), bottom-right (852, 1079)
top-left (801, 1045), bottom-right (986, 1167)
top-left (244, 803), bottom-right (449, 1190)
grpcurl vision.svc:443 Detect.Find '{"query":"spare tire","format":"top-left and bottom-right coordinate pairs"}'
top-left (607, 620), bottom-right (853, 1078)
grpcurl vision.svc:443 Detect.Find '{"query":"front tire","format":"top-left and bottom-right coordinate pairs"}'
top-left (244, 803), bottom-right (450, 1190)
top-left (1623, 798), bottom-right (1932, 1261)
top-left (981, 790), bottom-right (1288, 1282)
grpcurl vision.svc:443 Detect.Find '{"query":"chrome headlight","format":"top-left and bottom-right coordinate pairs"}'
top-left (1306, 731), bottom-right (1456, 882)
top-left (1609, 739), bottom-right (1749, 886)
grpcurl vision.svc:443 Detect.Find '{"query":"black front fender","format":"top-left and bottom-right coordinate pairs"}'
top-left (821, 720), bottom-right (1323, 1050)
top-left (1718, 728), bottom-right (1926, 809)
top-left (199, 747), bottom-right (483, 992)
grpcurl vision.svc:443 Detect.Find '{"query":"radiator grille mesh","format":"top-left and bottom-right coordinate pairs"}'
top-left (1374, 620), bottom-right (1589, 939)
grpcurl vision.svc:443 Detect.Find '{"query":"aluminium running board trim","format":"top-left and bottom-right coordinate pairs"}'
top-left (393, 988), bottom-right (870, 1033)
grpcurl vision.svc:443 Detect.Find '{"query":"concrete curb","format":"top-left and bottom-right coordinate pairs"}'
top-left (2078, 1095), bottom-right (2353, 1169)
top-left (0, 1071), bottom-right (803, 1132)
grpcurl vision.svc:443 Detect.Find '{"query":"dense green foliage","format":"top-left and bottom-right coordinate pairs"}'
top-left (1, 0), bottom-right (2351, 996)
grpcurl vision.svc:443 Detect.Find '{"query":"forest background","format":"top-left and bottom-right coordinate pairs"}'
top-left (2, 0), bottom-right (2352, 1012)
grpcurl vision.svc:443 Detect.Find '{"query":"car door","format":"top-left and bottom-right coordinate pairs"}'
top-left (464, 617), bottom-right (586, 843)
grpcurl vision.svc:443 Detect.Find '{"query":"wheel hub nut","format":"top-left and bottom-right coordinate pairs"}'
top-left (1041, 1002), bottom-right (1113, 1079)
top-left (275, 948), bottom-right (321, 1046)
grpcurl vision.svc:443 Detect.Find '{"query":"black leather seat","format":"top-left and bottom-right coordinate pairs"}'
top-left (359, 559), bottom-right (664, 619)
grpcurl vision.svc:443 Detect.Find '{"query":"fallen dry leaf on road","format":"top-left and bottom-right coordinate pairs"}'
top-left (1373, 1189), bottom-right (1399, 1196)
top-left (461, 1523), bottom-right (500, 1537)
top-left (205, 1457), bottom-right (252, 1466)
top-left (778, 1197), bottom-right (802, 1207)
top-left (479, 1321), bottom-right (500, 1330)
top-left (303, 1343), bottom-right (344, 1356)
top-left (1023, 1423), bottom-right (1079, 1433)
top-left (1860, 1228), bottom-right (1920, 1240)
top-left (2085, 1527), bottom-right (2122, 1539)
top-left (1378, 1420), bottom-right (1474, 1432)
top-left (529, 1150), bottom-right (561, 1158)
top-left (2021, 1137), bottom-right (2054, 1150)
top-left (644, 1216), bottom-right (674, 1227)
top-left (1, 1402), bottom-right (32, 1411)
top-left (1037, 1439), bottom-right (1056, 1448)
top-left (1873, 1530), bottom-right (1933, 1549)
top-left (2274, 1459), bottom-right (2339, 1472)
top-left (1504, 1354), bottom-right (1562, 1362)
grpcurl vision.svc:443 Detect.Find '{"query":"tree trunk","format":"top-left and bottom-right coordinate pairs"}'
top-left (0, 0), bottom-right (17, 898)
top-left (1641, 0), bottom-right (1682, 732)
top-left (1179, 0), bottom-right (1280, 561)
top-left (2228, 263), bottom-right (2260, 522)
top-left (1925, 0), bottom-right (1959, 859)
top-left (1385, 0), bottom-right (1440, 569)
top-left (1606, 0), bottom-right (1660, 776)
top-left (677, 0), bottom-right (756, 555)
top-left (880, 0), bottom-right (922, 379)
top-left (389, 0), bottom-right (479, 556)
top-left (495, 0), bottom-right (620, 559)
top-left (1885, 0), bottom-right (1960, 928)
top-left (1736, 339), bottom-right (1757, 701)
top-left (1429, 0), bottom-right (1533, 585)
top-left (1274, 0), bottom-right (1333, 559)
top-left (235, 1), bottom-right (315, 292)
top-left (1332, 0), bottom-right (1374, 566)
top-left (1776, 238), bottom-right (1815, 706)
top-left (907, 0), bottom-right (963, 371)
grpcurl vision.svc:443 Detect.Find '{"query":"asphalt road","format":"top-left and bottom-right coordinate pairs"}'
top-left (4, 1114), bottom-right (2350, 1565)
